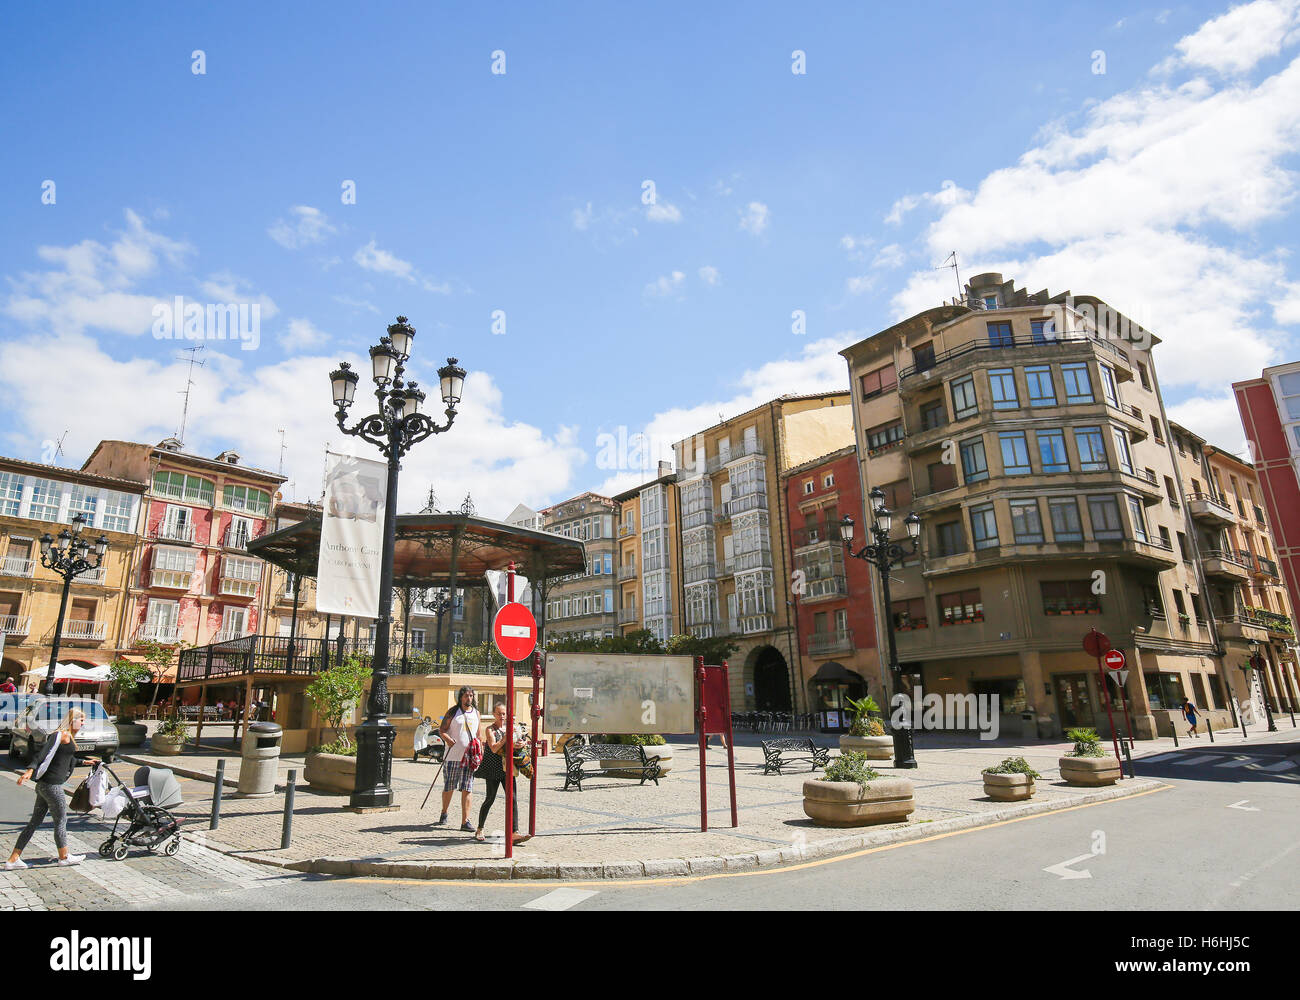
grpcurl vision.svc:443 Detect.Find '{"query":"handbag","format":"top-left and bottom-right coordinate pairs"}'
top-left (102, 787), bottom-right (129, 820)
top-left (86, 765), bottom-right (108, 808)
top-left (69, 778), bottom-right (93, 814)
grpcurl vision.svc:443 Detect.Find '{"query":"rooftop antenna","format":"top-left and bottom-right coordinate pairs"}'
top-left (936, 251), bottom-right (963, 302)
top-left (175, 345), bottom-right (206, 445)
top-left (277, 429), bottom-right (287, 475)
top-left (52, 429), bottom-right (69, 463)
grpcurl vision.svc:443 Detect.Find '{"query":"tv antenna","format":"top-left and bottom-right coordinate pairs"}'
top-left (175, 346), bottom-right (206, 445)
top-left (51, 429), bottom-right (69, 463)
top-left (277, 429), bottom-right (287, 475)
top-left (936, 251), bottom-right (963, 301)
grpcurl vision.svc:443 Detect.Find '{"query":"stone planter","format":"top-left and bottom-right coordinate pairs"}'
top-left (982, 771), bottom-right (1036, 801)
top-left (601, 745), bottom-right (673, 778)
top-left (305, 751), bottom-right (358, 795)
top-left (150, 733), bottom-right (186, 756)
top-left (1058, 755), bottom-right (1121, 787)
top-left (115, 723), bottom-right (147, 748)
top-left (803, 777), bottom-right (915, 827)
top-left (840, 734), bottom-right (893, 760)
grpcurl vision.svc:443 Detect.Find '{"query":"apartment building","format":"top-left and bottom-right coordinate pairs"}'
top-left (613, 463), bottom-right (679, 643)
top-left (0, 457), bottom-right (146, 684)
top-left (781, 445), bottom-right (882, 720)
top-left (841, 272), bottom-right (1231, 740)
top-left (82, 439), bottom-right (286, 652)
top-left (540, 492), bottom-right (619, 641)
top-left (672, 392), bottom-right (854, 712)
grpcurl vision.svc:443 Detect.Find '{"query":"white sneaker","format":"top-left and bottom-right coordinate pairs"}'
top-left (3, 858), bottom-right (28, 870)
top-left (57, 854), bottom-right (83, 867)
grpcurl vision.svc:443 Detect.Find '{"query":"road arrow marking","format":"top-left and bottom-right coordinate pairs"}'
top-left (1227, 800), bottom-right (1260, 811)
top-left (1043, 853), bottom-right (1095, 880)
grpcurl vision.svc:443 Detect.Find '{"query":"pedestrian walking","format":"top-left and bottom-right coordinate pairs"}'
top-left (1181, 698), bottom-right (1200, 738)
top-left (435, 686), bottom-right (480, 832)
top-left (5, 708), bottom-right (97, 869)
top-left (474, 703), bottom-right (531, 844)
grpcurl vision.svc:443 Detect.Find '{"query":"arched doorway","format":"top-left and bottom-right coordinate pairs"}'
top-left (749, 645), bottom-right (791, 711)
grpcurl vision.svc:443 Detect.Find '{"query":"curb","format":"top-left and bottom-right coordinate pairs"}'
top-left (183, 776), bottom-right (1168, 882)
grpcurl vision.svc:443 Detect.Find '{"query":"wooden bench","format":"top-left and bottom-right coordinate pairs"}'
top-left (563, 742), bottom-right (663, 791)
top-left (761, 737), bottom-right (830, 775)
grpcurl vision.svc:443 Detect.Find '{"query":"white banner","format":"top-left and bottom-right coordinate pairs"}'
top-left (316, 450), bottom-right (387, 616)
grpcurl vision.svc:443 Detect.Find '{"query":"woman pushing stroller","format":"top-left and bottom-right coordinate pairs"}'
top-left (6, 707), bottom-right (97, 869)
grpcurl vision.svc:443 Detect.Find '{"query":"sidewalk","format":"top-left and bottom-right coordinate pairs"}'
top-left (109, 726), bottom-right (1261, 881)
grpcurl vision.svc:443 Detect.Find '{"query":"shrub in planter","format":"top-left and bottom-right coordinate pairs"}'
top-left (1058, 727), bottom-right (1120, 786)
top-left (304, 738), bottom-right (359, 794)
top-left (982, 756), bottom-right (1041, 801)
top-left (151, 714), bottom-right (189, 755)
top-left (840, 696), bottom-right (892, 759)
top-left (803, 751), bottom-right (915, 827)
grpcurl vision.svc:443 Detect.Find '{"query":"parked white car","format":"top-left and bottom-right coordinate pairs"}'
top-left (7, 695), bottom-right (119, 765)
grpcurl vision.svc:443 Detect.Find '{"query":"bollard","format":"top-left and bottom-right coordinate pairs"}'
top-left (1241, 712), bottom-right (1248, 739)
top-left (1206, 718), bottom-right (1214, 743)
top-left (1121, 740), bottom-right (1135, 779)
top-left (1172, 724), bottom-right (1179, 748)
top-left (210, 759), bottom-right (226, 830)
top-left (1290, 705), bottom-right (1296, 728)
top-left (281, 768), bottom-right (296, 850)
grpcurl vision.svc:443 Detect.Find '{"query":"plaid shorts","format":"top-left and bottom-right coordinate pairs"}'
top-left (443, 758), bottom-right (475, 793)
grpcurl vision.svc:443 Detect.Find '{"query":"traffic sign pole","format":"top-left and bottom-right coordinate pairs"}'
top-left (505, 562), bottom-right (516, 859)
top-left (529, 649), bottom-right (541, 838)
top-left (1084, 630), bottom-right (1124, 775)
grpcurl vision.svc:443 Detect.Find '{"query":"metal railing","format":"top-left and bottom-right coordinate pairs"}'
top-left (222, 523), bottom-right (263, 549)
top-left (61, 621), bottom-right (106, 641)
top-left (0, 614), bottom-right (31, 635)
top-left (617, 608), bottom-right (638, 624)
top-left (618, 522), bottom-right (636, 538)
top-left (897, 332), bottom-right (1130, 381)
top-left (136, 623), bottom-right (182, 644)
top-left (617, 564), bottom-right (638, 581)
top-left (153, 521), bottom-right (195, 543)
top-left (71, 566), bottom-right (106, 585)
top-left (1, 556), bottom-right (34, 577)
top-left (804, 576), bottom-right (848, 599)
top-left (1257, 556), bottom-right (1279, 577)
top-left (808, 629), bottom-right (853, 655)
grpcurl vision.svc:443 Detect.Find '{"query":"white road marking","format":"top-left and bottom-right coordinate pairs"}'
top-left (1226, 800), bottom-right (1260, 811)
top-left (1172, 754), bottom-right (1219, 766)
top-left (1214, 758), bottom-right (1254, 768)
top-left (1139, 753), bottom-right (1178, 763)
top-left (1257, 760), bottom-right (1298, 772)
top-left (521, 888), bottom-right (598, 910)
top-left (1042, 853), bottom-right (1094, 880)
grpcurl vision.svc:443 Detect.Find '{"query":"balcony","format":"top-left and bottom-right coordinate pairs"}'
top-left (213, 629), bottom-right (248, 644)
top-left (1186, 493), bottom-right (1234, 525)
top-left (1203, 550), bottom-right (1251, 582)
top-left (896, 331), bottom-right (1132, 386)
top-left (149, 569), bottom-right (194, 590)
top-left (717, 556), bottom-right (735, 577)
top-left (617, 608), bottom-right (639, 625)
top-left (1256, 556), bottom-right (1280, 579)
top-left (734, 548), bottom-right (774, 572)
top-left (136, 623), bottom-right (182, 644)
top-left (708, 441), bottom-right (765, 473)
top-left (71, 566), bottom-right (107, 585)
top-left (617, 564), bottom-right (638, 582)
top-left (1, 555), bottom-right (34, 578)
top-left (684, 562), bottom-right (717, 584)
top-left (0, 615), bottom-right (31, 635)
top-left (803, 575), bottom-right (848, 600)
top-left (1119, 467), bottom-right (1162, 501)
top-left (740, 613), bottom-right (773, 635)
top-left (152, 521), bottom-right (195, 544)
top-left (808, 629), bottom-right (853, 656)
top-left (727, 492), bottom-right (769, 517)
top-left (60, 621), bottom-right (107, 642)
top-left (1214, 614), bottom-right (1271, 643)
top-left (682, 508), bottom-right (714, 530)
top-left (792, 524), bottom-right (842, 549)
top-left (222, 523), bottom-right (263, 549)
top-left (618, 522), bottom-right (636, 539)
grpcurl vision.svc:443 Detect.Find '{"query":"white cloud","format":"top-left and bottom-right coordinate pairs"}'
top-left (846, 274), bottom-right (877, 295)
top-left (353, 240), bottom-right (452, 295)
top-left (1167, 393), bottom-right (1251, 456)
top-left (268, 205), bottom-right (336, 249)
top-left (199, 272), bottom-right (279, 319)
top-left (872, 244), bottom-right (906, 269)
top-left (646, 201), bottom-right (682, 223)
top-left (572, 201), bottom-right (594, 230)
top-left (739, 201), bottom-right (770, 236)
top-left (698, 265), bottom-right (721, 286)
top-left (644, 270), bottom-right (686, 297)
top-left (282, 318), bottom-right (328, 351)
top-left (1169, 0), bottom-right (1300, 75)
top-left (885, 194), bottom-right (921, 225)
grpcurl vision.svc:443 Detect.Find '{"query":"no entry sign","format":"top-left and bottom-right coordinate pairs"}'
top-left (1103, 649), bottom-right (1126, 671)
top-left (493, 602), bottom-right (537, 662)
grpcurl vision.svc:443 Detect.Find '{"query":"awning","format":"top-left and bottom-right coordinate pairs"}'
top-left (21, 663), bottom-right (110, 683)
top-left (809, 661), bottom-right (865, 686)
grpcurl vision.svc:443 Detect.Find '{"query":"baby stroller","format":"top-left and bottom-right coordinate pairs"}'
top-left (95, 763), bottom-right (184, 861)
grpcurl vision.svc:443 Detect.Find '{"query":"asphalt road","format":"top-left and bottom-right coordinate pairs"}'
top-left (3, 735), bottom-right (1297, 911)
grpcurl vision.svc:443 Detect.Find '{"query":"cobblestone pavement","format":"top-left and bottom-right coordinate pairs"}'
top-left (0, 776), bottom-right (284, 911)
top-left (111, 731), bottom-right (1207, 873)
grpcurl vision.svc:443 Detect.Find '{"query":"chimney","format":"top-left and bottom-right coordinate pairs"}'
top-left (658, 460), bottom-right (673, 478)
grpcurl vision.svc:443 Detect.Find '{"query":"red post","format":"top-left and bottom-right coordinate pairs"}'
top-left (696, 656), bottom-right (708, 832)
top-left (1095, 656), bottom-right (1124, 774)
top-left (720, 661), bottom-right (737, 828)
top-left (505, 561), bottom-right (515, 858)
top-left (529, 648), bottom-right (541, 838)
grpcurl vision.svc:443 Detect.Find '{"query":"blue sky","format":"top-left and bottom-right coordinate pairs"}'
top-left (2, 1), bottom-right (1298, 517)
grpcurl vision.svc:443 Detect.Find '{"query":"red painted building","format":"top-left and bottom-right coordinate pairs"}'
top-left (782, 445), bottom-right (882, 728)
top-left (82, 439), bottom-right (286, 669)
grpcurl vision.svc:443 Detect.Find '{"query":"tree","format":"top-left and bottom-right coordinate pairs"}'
top-left (305, 653), bottom-right (372, 751)
top-left (666, 632), bottom-right (741, 664)
top-left (137, 639), bottom-right (183, 715)
top-left (107, 657), bottom-right (150, 716)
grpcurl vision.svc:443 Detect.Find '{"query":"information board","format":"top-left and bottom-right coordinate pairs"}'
top-left (543, 652), bottom-right (696, 735)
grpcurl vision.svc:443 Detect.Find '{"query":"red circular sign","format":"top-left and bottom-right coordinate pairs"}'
top-left (1082, 630), bottom-right (1112, 657)
top-left (1103, 649), bottom-right (1126, 671)
top-left (493, 602), bottom-right (537, 662)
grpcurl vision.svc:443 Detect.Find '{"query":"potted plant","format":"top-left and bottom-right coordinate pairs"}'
top-left (151, 714), bottom-right (189, 755)
top-left (839, 695), bottom-right (892, 759)
top-left (1058, 727), bottom-right (1121, 786)
top-left (982, 756), bottom-right (1040, 801)
top-left (303, 653), bottom-right (372, 794)
top-left (803, 751), bottom-right (914, 827)
top-left (593, 733), bottom-right (673, 776)
top-left (108, 657), bottom-right (150, 747)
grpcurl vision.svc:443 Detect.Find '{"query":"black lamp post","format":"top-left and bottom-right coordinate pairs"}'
top-left (330, 316), bottom-right (466, 809)
top-left (423, 588), bottom-right (452, 661)
top-left (840, 488), bottom-right (922, 769)
top-left (1247, 639), bottom-right (1278, 733)
top-left (39, 514), bottom-right (109, 695)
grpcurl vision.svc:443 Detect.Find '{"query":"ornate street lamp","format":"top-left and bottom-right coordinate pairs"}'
top-left (841, 487), bottom-right (923, 768)
top-left (1246, 639), bottom-right (1278, 733)
top-left (330, 316), bottom-right (466, 809)
top-left (39, 513), bottom-right (110, 694)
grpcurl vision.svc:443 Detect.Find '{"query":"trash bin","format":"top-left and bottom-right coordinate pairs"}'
top-left (238, 721), bottom-right (282, 797)
top-left (1021, 711), bottom-right (1037, 740)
